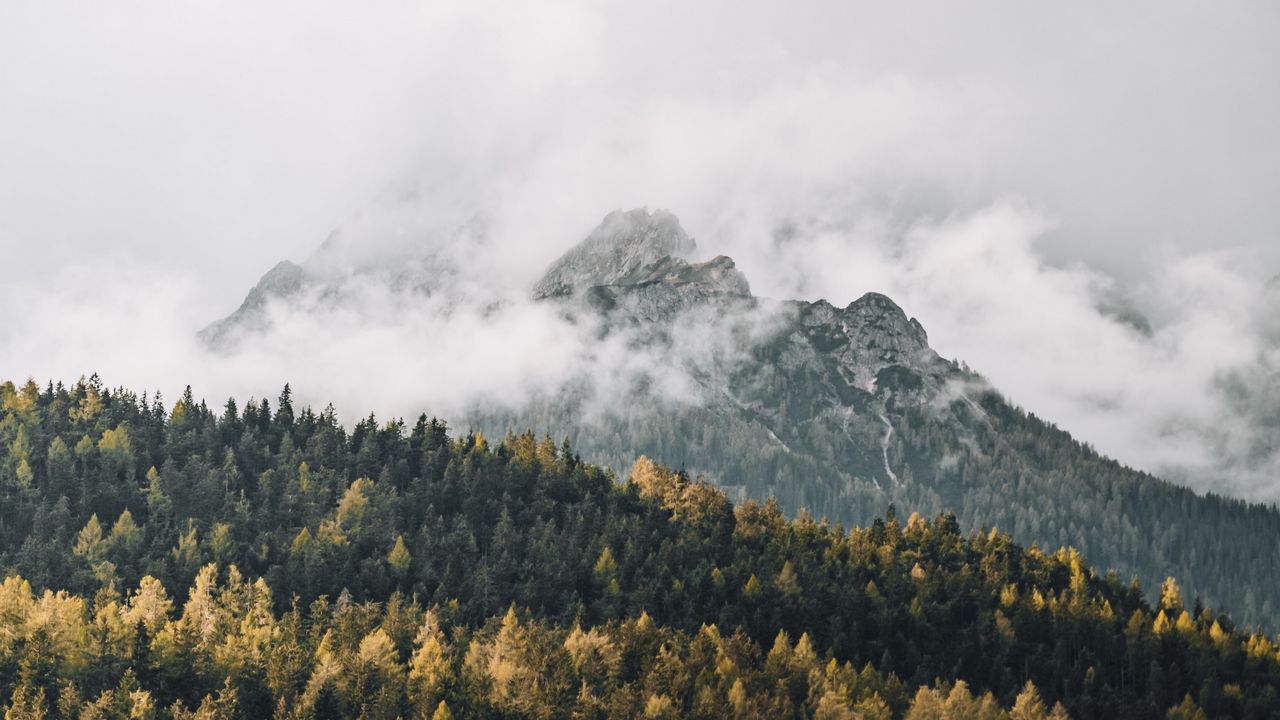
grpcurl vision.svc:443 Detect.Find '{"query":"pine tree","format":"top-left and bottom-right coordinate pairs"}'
top-left (388, 535), bottom-right (412, 577)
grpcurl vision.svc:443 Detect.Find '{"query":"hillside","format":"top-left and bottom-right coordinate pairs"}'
top-left (204, 208), bottom-right (1280, 628)
top-left (494, 210), bottom-right (1280, 628)
top-left (3, 378), bottom-right (1280, 717)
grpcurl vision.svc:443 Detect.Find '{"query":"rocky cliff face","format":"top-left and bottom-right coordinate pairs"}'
top-left (533, 208), bottom-right (697, 299)
top-left (583, 256), bottom-right (751, 323)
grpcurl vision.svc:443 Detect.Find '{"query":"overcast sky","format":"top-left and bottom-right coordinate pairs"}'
top-left (3, 1), bottom-right (1279, 500)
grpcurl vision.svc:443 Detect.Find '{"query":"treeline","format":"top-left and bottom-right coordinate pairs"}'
top-left (500, 358), bottom-right (1280, 629)
top-left (0, 377), bottom-right (1279, 718)
top-left (0, 569), bottom-right (1072, 719)
top-left (902, 395), bottom-right (1280, 628)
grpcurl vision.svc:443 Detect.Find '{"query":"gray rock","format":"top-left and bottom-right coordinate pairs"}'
top-left (198, 260), bottom-right (307, 348)
top-left (533, 208), bottom-right (696, 299)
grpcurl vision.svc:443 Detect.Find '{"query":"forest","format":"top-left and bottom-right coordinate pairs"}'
top-left (472, 290), bottom-right (1280, 630)
top-left (1, 376), bottom-right (1279, 718)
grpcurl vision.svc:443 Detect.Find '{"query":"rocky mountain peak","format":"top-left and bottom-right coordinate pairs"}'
top-left (533, 208), bottom-right (697, 299)
top-left (250, 260), bottom-right (307, 300)
top-left (786, 292), bottom-right (940, 400)
top-left (198, 260), bottom-right (305, 347)
top-left (845, 291), bottom-right (929, 348)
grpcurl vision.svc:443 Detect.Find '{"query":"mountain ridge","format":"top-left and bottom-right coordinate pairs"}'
top-left (532, 207), bottom-right (697, 299)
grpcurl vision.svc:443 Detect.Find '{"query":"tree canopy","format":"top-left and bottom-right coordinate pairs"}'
top-left (0, 377), bottom-right (1277, 718)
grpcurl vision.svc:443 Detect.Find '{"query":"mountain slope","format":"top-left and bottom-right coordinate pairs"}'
top-left (206, 208), bottom-right (1280, 628)
top-left (2, 378), bottom-right (1279, 717)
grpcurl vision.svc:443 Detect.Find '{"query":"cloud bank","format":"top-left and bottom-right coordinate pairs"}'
top-left (2, 1), bottom-right (1279, 500)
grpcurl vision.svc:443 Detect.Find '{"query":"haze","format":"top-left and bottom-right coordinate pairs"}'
top-left (2, 1), bottom-right (1280, 501)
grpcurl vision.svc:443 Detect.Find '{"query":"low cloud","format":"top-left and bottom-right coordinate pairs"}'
top-left (737, 202), bottom-right (1280, 501)
top-left (2, 1), bottom-right (1279, 500)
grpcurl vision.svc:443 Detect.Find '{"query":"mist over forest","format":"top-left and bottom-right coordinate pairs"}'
top-left (1, 2), bottom-right (1279, 718)
top-left (4, 2), bottom-right (1280, 501)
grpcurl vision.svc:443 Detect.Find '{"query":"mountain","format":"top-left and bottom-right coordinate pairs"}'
top-left (198, 207), bottom-right (485, 350)
top-left (2, 378), bottom-right (1278, 718)
top-left (198, 260), bottom-right (306, 347)
top-left (206, 208), bottom-right (1280, 629)
top-left (532, 207), bottom-right (699, 299)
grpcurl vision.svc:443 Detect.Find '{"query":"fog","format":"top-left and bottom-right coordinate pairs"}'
top-left (2, 1), bottom-right (1279, 500)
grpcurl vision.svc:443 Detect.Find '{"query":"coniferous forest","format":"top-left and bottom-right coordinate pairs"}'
top-left (2, 377), bottom-right (1280, 719)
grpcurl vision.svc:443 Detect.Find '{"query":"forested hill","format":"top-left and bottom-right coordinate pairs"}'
top-left (209, 207), bottom-right (1280, 629)
top-left (2, 379), bottom-right (1280, 718)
